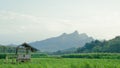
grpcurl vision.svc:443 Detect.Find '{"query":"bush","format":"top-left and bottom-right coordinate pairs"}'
top-left (61, 53), bottom-right (120, 59)
top-left (0, 54), bottom-right (6, 59)
top-left (31, 53), bottom-right (48, 58)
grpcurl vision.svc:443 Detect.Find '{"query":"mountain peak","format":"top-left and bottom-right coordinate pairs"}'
top-left (60, 33), bottom-right (67, 37)
top-left (73, 30), bottom-right (79, 34)
top-left (69, 30), bottom-right (79, 36)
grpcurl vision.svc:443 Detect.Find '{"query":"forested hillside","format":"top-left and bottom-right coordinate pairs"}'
top-left (77, 36), bottom-right (120, 53)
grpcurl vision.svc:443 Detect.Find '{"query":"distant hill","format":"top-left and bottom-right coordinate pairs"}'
top-left (30, 31), bottom-right (94, 52)
top-left (77, 36), bottom-right (120, 53)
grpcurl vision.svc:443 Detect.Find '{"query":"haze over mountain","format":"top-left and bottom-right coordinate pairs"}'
top-left (30, 31), bottom-right (94, 52)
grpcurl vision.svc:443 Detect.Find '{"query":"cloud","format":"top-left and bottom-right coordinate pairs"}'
top-left (1, 10), bottom-right (120, 45)
top-left (0, 10), bottom-right (72, 26)
top-left (0, 10), bottom-right (74, 35)
top-left (0, 10), bottom-right (43, 24)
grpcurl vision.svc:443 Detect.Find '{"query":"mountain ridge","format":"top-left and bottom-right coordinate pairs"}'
top-left (30, 31), bottom-right (94, 52)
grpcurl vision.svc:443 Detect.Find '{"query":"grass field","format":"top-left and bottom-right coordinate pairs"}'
top-left (0, 58), bottom-right (120, 68)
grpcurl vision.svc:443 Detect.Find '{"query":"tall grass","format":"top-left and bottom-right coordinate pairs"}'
top-left (0, 58), bottom-right (120, 68)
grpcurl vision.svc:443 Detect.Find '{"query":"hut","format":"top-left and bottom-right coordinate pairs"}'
top-left (16, 43), bottom-right (38, 62)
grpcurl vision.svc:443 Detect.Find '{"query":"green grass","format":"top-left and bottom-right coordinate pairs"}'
top-left (0, 58), bottom-right (120, 68)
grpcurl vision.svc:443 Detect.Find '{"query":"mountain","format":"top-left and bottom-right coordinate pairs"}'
top-left (30, 31), bottom-right (94, 52)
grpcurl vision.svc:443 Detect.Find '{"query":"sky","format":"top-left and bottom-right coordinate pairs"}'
top-left (0, 0), bottom-right (120, 45)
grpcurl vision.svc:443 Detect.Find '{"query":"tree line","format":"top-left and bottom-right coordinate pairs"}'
top-left (76, 36), bottom-right (120, 53)
top-left (0, 45), bottom-right (16, 53)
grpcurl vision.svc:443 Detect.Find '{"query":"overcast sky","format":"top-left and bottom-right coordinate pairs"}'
top-left (0, 0), bottom-right (120, 45)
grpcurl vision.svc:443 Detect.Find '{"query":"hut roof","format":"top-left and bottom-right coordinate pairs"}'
top-left (17, 43), bottom-right (38, 52)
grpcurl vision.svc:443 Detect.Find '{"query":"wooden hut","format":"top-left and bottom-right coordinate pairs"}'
top-left (16, 43), bottom-right (38, 62)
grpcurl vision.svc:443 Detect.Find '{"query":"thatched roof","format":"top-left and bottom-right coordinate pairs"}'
top-left (16, 43), bottom-right (38, 52)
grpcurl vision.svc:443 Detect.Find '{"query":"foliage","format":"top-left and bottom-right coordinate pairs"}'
top-left (0, 45), bottom-right (16, 53)
top-left (31, 53), bottom-right (48, 58)
top-left (77, 36), bottom-right (120, 53)
top-left (61, 53), bottom-right (120, 59)
top-left (0, 54), bottom-right (6, 59)
top-left (0, 53), bottom-right (48, 59)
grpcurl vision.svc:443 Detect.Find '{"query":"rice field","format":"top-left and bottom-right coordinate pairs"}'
top-left (0, 58), bottom-right (120, 68)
